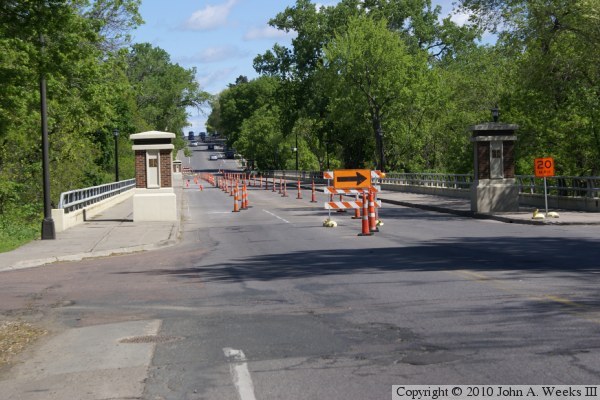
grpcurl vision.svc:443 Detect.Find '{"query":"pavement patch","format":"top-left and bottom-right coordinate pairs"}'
top-left (0, 319), bottom-right (161, 400)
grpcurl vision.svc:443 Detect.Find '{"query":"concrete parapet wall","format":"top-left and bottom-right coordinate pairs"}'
top-left (380, 184), bottom-right (470, 199)
top-left (382, 184), bottom-right (600, 212)
top-left (52, 189), bottom-right (134, 233)
top-left (519, 193), bottom-right (600, 212)
top-left (133, 190), bottom-right (177, 222)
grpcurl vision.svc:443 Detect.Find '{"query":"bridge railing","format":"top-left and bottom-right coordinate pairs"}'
top-left (516, 176), bottom-right (600, 198)
top-left (58, 179), bottom-right (136, 213)
top-left (381, 172), bottom-right (474, 190)
top-left (261, 171), bottom-right (600, 197)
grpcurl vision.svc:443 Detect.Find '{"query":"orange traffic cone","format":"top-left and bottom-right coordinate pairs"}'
top-left (358, 191), bottom-right (371, 236)
top-left (352, 193), bottom-right (361, 219)
top-left (232, 187), bottom-right (240, 212)
top-left (296, 180), bottom-right (302, 199)
top-left (369, 191), bottom-right (378, 232)
top-left (282, 179), bottom-right (288, 197)
top-left (310, 179), bottom-right (317, 203)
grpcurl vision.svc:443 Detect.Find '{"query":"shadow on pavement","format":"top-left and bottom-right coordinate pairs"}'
top-left (116, 236), bottom-right (600, 284)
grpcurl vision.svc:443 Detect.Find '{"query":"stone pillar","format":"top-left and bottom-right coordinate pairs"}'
top-left (130, 131), bottom-right (177, 221)
top-left (173, 159), bottom-right (182, 174)
top-left (470, 122), bottom-right (519, 213)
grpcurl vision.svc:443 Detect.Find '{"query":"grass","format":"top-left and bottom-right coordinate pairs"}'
top-left (0, 218), bottom-right (39, 253)
top-left (0, 321), bottom-right (47, 367)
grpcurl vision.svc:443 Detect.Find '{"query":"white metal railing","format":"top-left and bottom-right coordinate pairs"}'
top-left (381, 172), bottom-right (474, 190)
top-left (262, 171), bottom-right (600, 199)
top-left (516, 176), bottom-right (600, 198)
top-left (58, 179), bottom-right (136, 213)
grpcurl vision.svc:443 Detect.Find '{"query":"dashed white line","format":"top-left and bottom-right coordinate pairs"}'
top-left (262, 209), bottom-right (290, 224)
top-left (223, 348), bottom-right (257, 400)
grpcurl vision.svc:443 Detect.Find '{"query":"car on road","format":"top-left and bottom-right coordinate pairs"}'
top-left (209, 154), bottom-right (219, 160)
top-left (224, 149), bottom-right (235, 159)
top-left (189, 141), bottom-right (199, 147)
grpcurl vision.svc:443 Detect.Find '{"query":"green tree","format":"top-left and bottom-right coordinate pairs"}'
top-left (324, 16), bottom-right (429, 171)
top-left (460, 0), bottom-right (600, 175)
top-left (213, 76), bottom-right (280, 147)
top-left (0, 0), bottom-right (144, 248)
top-left (125, 43), bottom-right (210, 135)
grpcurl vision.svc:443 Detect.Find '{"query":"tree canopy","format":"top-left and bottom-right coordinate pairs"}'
top-left (0, 0), bottom-right (209, 247)
top-left (207, 0), bottom-right (600, 176)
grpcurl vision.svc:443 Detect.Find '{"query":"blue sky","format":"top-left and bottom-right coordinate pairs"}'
top-left (131, 0), bottom-right (466, 134)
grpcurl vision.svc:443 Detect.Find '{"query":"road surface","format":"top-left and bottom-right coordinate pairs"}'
top-left (1, 147), bottom-right (600, 399)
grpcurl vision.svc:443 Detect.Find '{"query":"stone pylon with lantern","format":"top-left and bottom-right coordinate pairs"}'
top-left (130, 131), bottom-right (178, 221)
top-left (470, 109), bottom-right (520, 213)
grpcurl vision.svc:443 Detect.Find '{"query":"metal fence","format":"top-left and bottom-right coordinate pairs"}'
top-left (381, 172), bottom-right (474, 190)
top-left (58, 179), bottom-right (136, 213)
top-left (516, 176), bottom-right (600, 198)
top-left (263, 170), bottom-right (600, 199)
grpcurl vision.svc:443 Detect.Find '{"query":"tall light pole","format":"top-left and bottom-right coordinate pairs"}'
top-left (40, 33), bottom-right (55, 240)
top-left (295, 132), bottom-right (299, 172)
top-left (113, 128), bottom-right (119, 182)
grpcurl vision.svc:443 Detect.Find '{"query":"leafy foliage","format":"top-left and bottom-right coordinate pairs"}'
top-left (208, 0), bottom-right (600, 177)
top-left (0, 0), bottom-right (208, 248)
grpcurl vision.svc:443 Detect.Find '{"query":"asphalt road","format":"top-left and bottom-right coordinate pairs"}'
top-left (2, 147), bottom-right (600, 399)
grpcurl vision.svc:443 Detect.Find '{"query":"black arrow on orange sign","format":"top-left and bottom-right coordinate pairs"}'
top-left (336, 171), bottom-right (367, 186)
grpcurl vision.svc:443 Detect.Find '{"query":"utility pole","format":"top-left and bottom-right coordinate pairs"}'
top-left (40, 33), bottom-right (55, 240)
top-left (113, 128), bottom-right (119, 182)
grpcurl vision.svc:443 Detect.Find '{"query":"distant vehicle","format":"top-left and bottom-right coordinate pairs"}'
top-left (190, 141), bottom-right (198, 147)
top-left (207, 144), bottom-right (215, 150)
top-left (209, 154), bottom-right (219, 161)
top-left (224, 149), bottom-right (235, 159)
top-left (188, 131), bottom-right (194, 141)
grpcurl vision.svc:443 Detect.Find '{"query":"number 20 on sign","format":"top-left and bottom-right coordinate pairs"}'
top-left (535, 157), bottom-right (555, 178)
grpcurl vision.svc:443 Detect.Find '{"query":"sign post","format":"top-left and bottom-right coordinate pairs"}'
top-left (534, 157), bottom-right (555, 215)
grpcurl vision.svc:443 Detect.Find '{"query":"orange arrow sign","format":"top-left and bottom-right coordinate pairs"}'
top-left (333, 169), bottom-right (371, 189)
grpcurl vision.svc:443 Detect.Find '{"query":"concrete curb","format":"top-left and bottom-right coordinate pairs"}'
top-left (380, 198), bottom-right (600, 226)
top-left (1, 239), bottom-right (179, 273)
top-left (1, 187), bottom-right (185, 273)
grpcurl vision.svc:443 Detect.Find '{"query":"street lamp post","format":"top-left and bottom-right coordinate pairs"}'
top-left (40, 33), bottom-right (55, 240)
top-left (491, 105), bottom-right (500, 123)
top-left (40, 72), bottom-right (55, 240)
top-left (113, 128), bottom-right (119, 182)
top-left (295, 132), bottom-right (299, 172)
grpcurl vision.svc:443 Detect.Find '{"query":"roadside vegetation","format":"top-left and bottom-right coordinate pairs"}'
top-left (208, 0), bottom-right (600, 176)
top-left (2, 0), bottom-right (599, 250)
top-left (0, 0), bottom-right (210, 249)
top-left (0, 320), bottom-right (47, 367)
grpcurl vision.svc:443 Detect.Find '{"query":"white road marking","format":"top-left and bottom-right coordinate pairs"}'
top-left (223, 348), bottom-right (257, 400)
top-left (262, 209), bottom-right (290, 224)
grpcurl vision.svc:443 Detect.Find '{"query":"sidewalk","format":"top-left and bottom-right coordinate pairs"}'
top-left (0, 184), bottom-right (183, 273)
top-left (1, 186), bottom-right (599, 273)
top-left (377, 190), bottom-right (600, 226)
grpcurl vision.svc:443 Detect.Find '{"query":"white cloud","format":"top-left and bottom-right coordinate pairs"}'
top-left (176, 46), bottom-right (248, 65)
top-left (450, 10), bottom-right (473, 26)
top-left (244, 25), bottom-right (297, 41)
top-left (315, 2), bottom-right (338, 11)
top-left (197, 67), bottom-right (238, 92)
top-left (198, 46), bottom-right (247, 63)
top-left (182, 0), bottom-right (237, 31)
